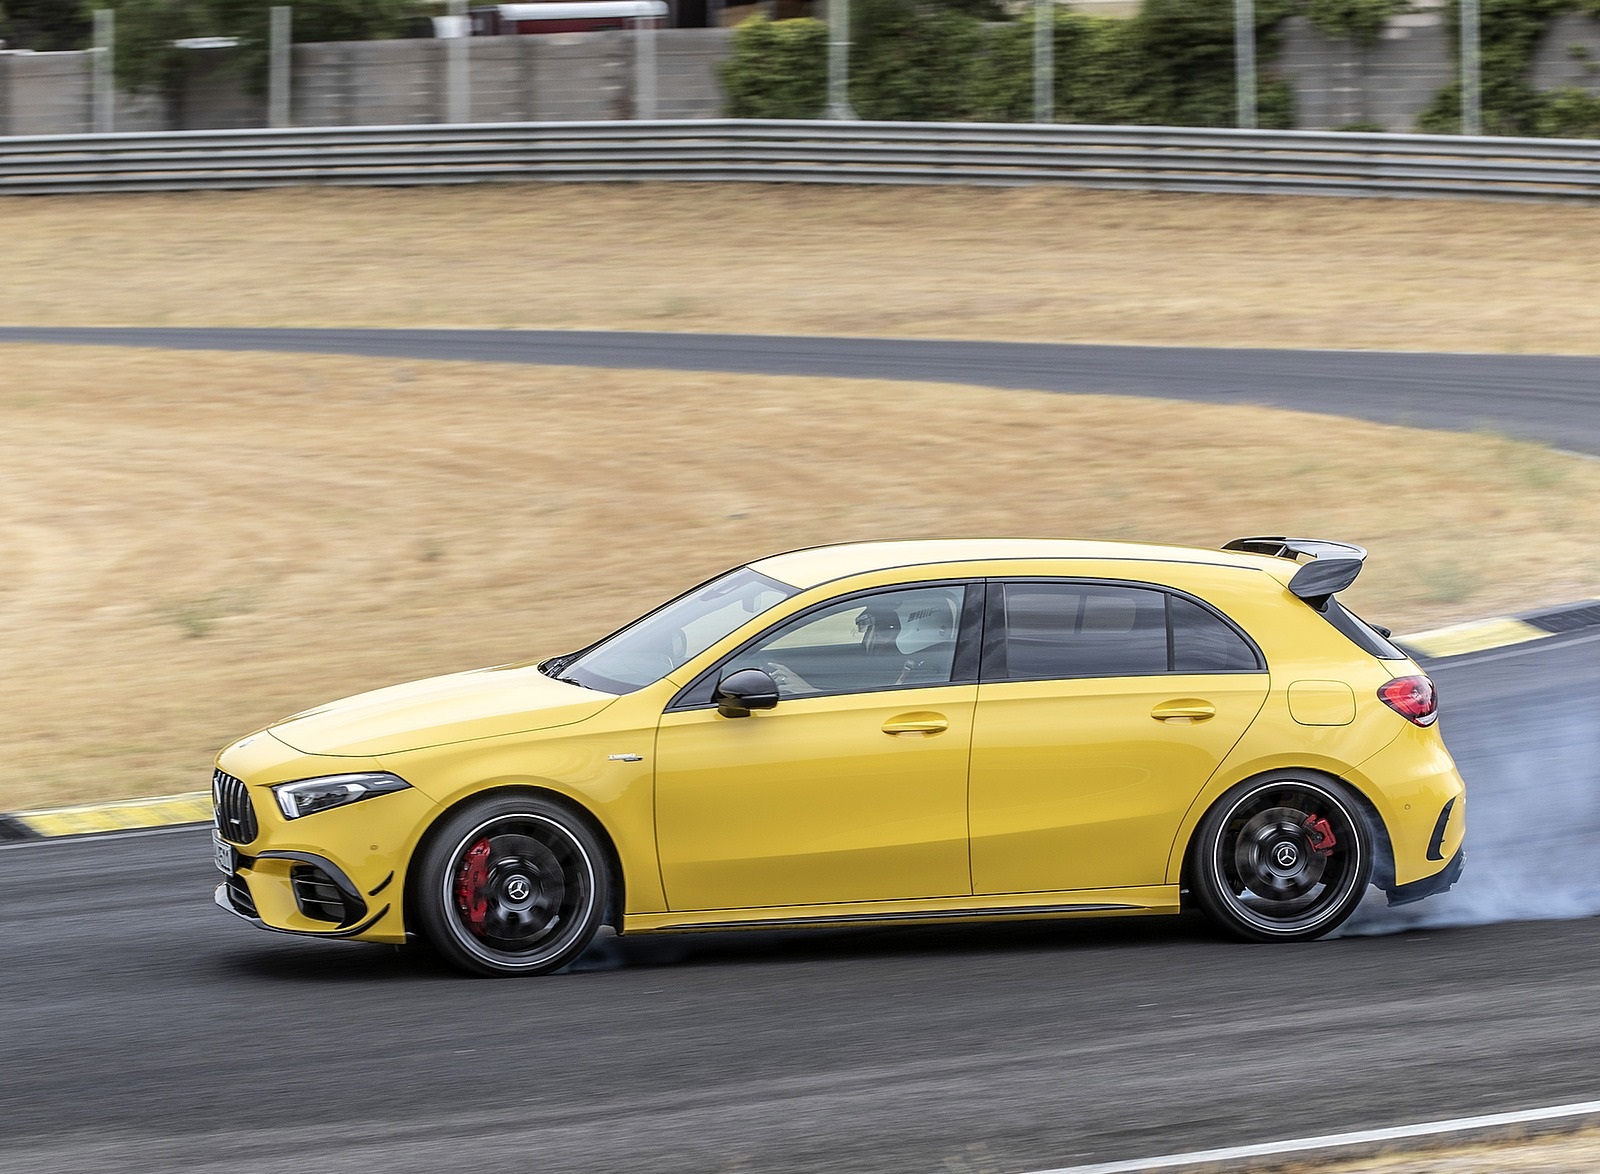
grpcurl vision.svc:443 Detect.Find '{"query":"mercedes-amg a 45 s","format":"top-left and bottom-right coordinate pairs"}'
top-left (213, 537), bottom-right (1465, 975)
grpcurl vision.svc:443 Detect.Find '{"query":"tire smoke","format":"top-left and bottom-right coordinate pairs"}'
top-left (1340, 682), bottom-right (1600, 935)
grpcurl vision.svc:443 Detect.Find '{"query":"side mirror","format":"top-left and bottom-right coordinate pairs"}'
top-left (713, 668), bottom-right (780, 718)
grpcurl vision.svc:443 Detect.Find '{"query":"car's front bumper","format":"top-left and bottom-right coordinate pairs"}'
top-left (212, 735), bottom-right (437, 945)
top-left (213, 844), bottom-right (400, 939)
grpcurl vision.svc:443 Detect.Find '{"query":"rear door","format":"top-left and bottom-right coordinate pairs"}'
top-left (968, 579), bottom-right (1269, 895)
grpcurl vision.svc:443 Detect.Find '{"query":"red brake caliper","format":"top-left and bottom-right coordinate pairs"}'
top-left (455, 837), bottom-right (492, 936)
top-left (1304, 815), bottom-right (1337, 857)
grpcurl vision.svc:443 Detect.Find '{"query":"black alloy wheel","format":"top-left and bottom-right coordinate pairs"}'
top-left (416, 794), bottom-right (610, 977)
top-left (1191, 772), bottom-right (1373, 942)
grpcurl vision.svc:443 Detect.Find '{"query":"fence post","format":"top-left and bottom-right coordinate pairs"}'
top-left (1032, 0), bottom-right (1053, 123)
top-left (1233, 0), bottom-right (1256, 129)
top-left (447, 0), bottom-right (470, 124)
top-left (1460, 0), bottom-right (1481, 134)
top-left (269, 6), bottom-right (292, 128)
top-left (92, 8), bottom-right (114, 134)
top-left (635, 15), bottom-right (657, 119)
top-left (826, 0), bottom-right (855, 119)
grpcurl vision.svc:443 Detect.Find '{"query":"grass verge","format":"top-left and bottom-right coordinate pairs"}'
top-left (8, 185), bottom-right (1600, 352)
top-left (1287, 1126), bottom-right (1600, 1172)
top-left (3, 344), bottom-right (1598, 811)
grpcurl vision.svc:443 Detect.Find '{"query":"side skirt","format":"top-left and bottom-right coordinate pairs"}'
top-left (622, 886), bottom-right (1181, 935)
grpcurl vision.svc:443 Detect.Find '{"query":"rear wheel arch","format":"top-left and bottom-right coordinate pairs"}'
top-left (1181, 767), bottom-right (1395, 891)
top-left (1184, 767), bottom-right (1381, 941)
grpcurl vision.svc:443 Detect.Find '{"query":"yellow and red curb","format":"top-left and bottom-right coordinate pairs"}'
top-left (2, 598), bottom-right (1596, 844)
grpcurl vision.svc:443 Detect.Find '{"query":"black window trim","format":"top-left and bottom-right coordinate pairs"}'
top-left (665, 578), bottom-right (987, 712)
top-left (1317, 597), bottom-right (1410, 661)
top-left (981, 576), bottom-right (1267, 684)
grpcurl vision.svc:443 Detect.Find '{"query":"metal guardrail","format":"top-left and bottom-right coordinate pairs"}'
top-left (3, 119), bottom-right (1600, 199)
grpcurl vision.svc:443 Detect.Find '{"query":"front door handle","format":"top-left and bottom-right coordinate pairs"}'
top-left (882, 713), bottom-right (950, 735)
top-left (1151, 700), bottom-right (1217, 722)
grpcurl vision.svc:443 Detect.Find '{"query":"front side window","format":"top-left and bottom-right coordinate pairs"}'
top-left (720, 584), bottom-right (968, 699)
top-left (558, 567), bottom-right (797, 693)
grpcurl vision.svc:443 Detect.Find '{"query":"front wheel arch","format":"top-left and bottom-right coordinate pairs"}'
top-left (404, 785), bottom-right (625, 945)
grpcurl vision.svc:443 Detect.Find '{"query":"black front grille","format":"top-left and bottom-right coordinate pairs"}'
top-left (213, 769), bottom-right (259, 844)
top-left (291, 865), bottom-right (354, 924)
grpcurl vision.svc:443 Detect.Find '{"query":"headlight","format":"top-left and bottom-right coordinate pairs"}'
top-left (272, 772), bottom-right (411, 821)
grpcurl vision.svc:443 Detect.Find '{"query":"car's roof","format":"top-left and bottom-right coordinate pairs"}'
top-left (750, 539), bottom-right (1284, 589)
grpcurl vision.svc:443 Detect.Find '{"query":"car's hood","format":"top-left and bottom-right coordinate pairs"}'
top-left (268, 663), bottom-right (615, 757)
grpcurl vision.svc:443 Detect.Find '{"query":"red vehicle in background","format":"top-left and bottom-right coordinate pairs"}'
top-left (467, 2), bottom-right (663, 34)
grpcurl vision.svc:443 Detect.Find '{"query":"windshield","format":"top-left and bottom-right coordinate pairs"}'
top-left (554, 566), bottom-right (798, 694)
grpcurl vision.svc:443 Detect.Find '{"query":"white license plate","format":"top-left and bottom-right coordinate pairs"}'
top-left (213, 830), bottom-right (234, 876)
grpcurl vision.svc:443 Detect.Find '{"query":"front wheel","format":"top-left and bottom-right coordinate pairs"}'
top-left (415, 794), bottom-right (610, 977)
top-left (1191, 773), bottom-right (1373, 942)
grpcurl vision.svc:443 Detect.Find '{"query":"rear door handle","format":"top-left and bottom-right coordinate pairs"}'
top-left (1151, 700), bottom-right (1216, 722)
top-left (882, 713), bottom-right (950, 735)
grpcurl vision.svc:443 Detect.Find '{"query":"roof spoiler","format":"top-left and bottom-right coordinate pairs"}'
top-left (1222, 536), bottom-right (1367, 605)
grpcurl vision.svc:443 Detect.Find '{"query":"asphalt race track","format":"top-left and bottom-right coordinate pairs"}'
top-left (2, 632), bottom-right (1598, 1174)
top-left (2, 329), bottom-right (1597, 1172)
top-left (3, 326), bottom-right (1600, 454)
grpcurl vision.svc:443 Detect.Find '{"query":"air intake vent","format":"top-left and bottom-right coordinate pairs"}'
top-left (291, 865), bottom-right (354, 924)
top-left (227, 874), bottom-right (258, 918)
top-left (213, 769), bottom-right (259, 845)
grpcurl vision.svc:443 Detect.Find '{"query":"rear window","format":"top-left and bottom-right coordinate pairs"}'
top-left (1320, 599), bottom-right (1409, 660)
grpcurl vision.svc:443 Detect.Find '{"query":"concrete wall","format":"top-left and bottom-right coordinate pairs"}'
top-left (1532, 12), bottom-right (1600, 94)
top-left (0, 30), bottom-right (729, 136)
top-left (6, 16), bottom-right (1600, 139)
top-left (0, 51), bottom-right (92, 136)
top-left (1277, 3), bottom-right (1454, 132)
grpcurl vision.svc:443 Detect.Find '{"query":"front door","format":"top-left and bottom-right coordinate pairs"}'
top-left (655, 583), bottom-right (978, 912)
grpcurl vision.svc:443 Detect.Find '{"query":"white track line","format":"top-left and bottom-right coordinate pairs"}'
top-left (1021, 1098), bottom-right (1600, 1174)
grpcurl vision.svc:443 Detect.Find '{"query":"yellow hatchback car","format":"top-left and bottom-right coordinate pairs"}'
top-left (213, 538), bottom-right (1465, 976)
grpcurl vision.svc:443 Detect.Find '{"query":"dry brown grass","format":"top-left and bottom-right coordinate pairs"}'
top-left (8, 184), bottom-right (1600, 351)
top-left (3, 344), bottom-right (1598, 811)
top-left (1288, 1128), bottom-right (1600, 1173)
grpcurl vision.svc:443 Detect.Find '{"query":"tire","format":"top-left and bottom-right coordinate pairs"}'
top-left (1191, 772), bottom-right (1374, 943)
top-left (415, 793), bottom-right (610, 977)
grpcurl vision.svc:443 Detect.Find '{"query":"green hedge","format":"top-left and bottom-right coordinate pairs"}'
top-left (718, 14), bottom-right (829, 116)
top-left (1418, 0), bottom-right (1600, 134)
top-left (721, 0), bottom-right (1294, 128)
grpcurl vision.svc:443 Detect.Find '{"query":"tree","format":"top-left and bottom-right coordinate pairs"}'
top-left (0, 0), bottom-right (94, 50)
top-left (109, 0), bottom-right (428, 97)
top-left (111, 0), bottom-right (210, 98)
top-left (209, 0), bottom-right (425, 86)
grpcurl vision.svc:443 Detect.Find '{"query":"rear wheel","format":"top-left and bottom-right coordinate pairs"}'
top-left (416, 794), bottom-right (610, 977)
top-left (1192, 772), bottom-right (1373, 942)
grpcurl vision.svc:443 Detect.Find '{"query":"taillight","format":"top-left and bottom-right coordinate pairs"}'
top-left (1378, 675), bottom-right (1438, 726)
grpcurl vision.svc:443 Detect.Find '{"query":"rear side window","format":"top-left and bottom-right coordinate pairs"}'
top-left (1320, 599), bottom-right (1409, 660)
top-left (998, 583), bottom-right (1169, 679)
top-left (991, 581), bottom-right (1265, 681)
top-left (1171, 596), bottom-right (1261, 672)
